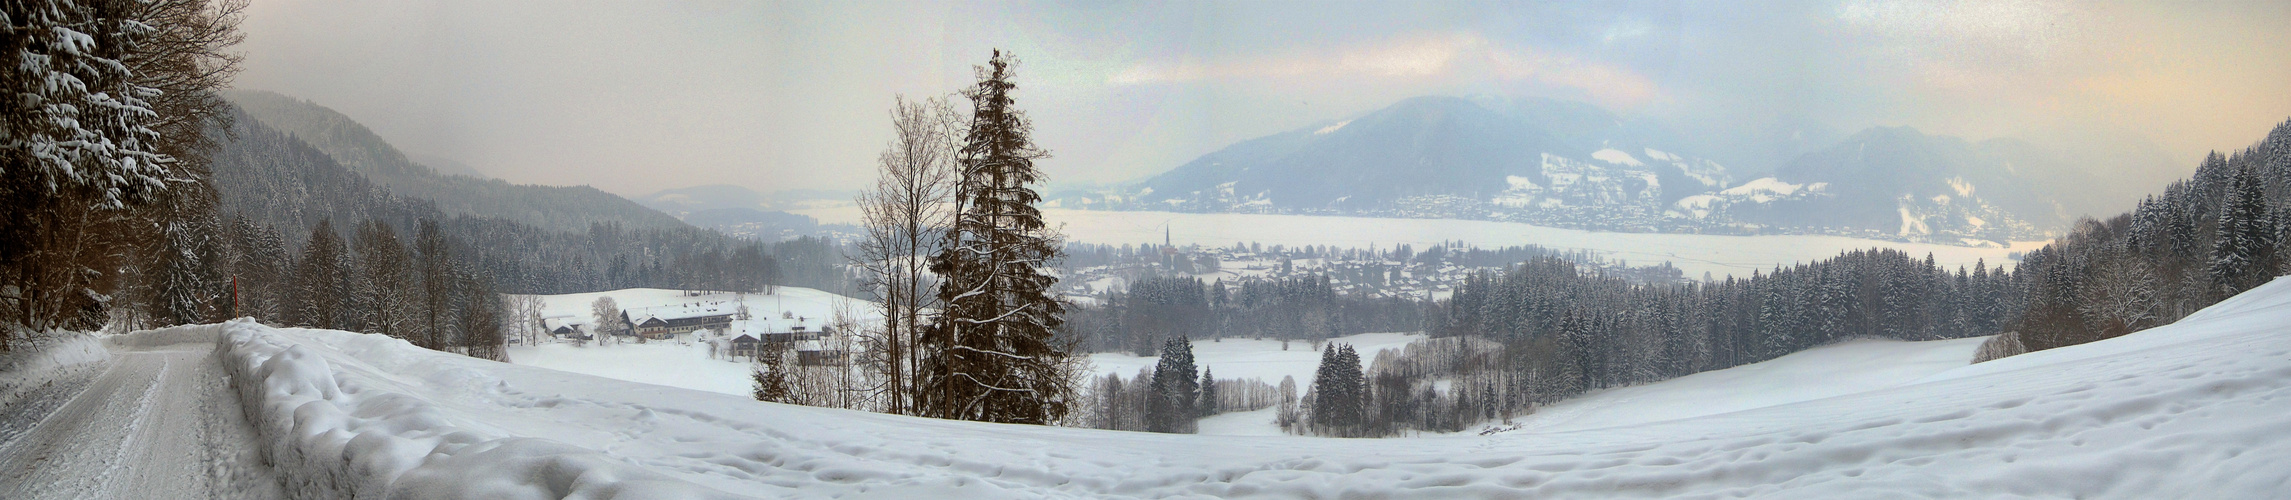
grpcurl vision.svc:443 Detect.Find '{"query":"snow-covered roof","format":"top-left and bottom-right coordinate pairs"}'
top-left (539, 316), bottom-right (587, 331)
top-left (624, 301), bottom-right (741, 326)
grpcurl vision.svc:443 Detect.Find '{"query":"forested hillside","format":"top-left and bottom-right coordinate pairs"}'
top-left (2008, 118), bottom-right (2291, 355)
top-left (222, 90), bottom-right (688, 233)
top-left (206, 104), bottom-right (846, 297)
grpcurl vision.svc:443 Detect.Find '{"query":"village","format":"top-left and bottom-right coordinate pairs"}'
top-left (1054, 238), bottom-right (1689, 303)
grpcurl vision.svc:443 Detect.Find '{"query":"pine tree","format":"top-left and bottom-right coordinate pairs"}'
top-left (2212, 166), bottom-right (2276, 298)
top-left (2, 0), bottom-right (175, 342)
top-left (150, 187), bottom-right (225, 326)
top-left (1198, 366), bottom-right (1219, 418)
top-left (292, 219), bottom-right (348, 329)
top-left (417, 218), bottom-right (452, 349)
top-left (353, 220), bottom-right (416, 341)
top-left (1146, 336), bottom-right (1198, 433)
top-left (915, 50), bottom-right (1073, 425)
top-left (1308, 342), bottom-right (1366, 436)
top-left (1333, 344), bottom-right (1364, 434)
top-left (229, 217), bottom-right (290, 321)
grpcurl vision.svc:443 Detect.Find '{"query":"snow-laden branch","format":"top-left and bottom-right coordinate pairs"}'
top-left (952, 303), bottom-right (1031, 325)
top-left (949, 345), bottom-right (1035, 361)
top-left (953, 372), bottom-right (1034, 393)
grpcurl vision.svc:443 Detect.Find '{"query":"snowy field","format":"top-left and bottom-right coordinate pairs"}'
top-left (506, 286), bottom-right (872, 397)
top-left (508, 341), bottom-right (754, 397)
top-left (790, 206), bottom-right (2045, 278)
top-left (175, 277), bottom-right (2291, 498)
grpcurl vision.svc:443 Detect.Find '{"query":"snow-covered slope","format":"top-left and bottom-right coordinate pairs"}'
top-left (211, 277), bottom-right (2291, 498)
top-left (1507, 336), bottom-right (1986, 434)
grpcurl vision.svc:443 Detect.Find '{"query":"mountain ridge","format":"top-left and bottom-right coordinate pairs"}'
top-left (222, 90), bottom-right (688, 234)
top-left (1095, 95), bottom-right (2114, 242)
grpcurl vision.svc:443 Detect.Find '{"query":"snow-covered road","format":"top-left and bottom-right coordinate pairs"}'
top-left (0, 337), bottom-right (280, 499)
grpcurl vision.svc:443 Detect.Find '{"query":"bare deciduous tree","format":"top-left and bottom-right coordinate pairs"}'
top-left (502, 293), bottom-right (546, 347)
top-left (2080, 256), bottom-right (2161, 339)
top-left (852, 95), bottom-right (960, 415)
top-left (590, 296), bottom-right (620, 347)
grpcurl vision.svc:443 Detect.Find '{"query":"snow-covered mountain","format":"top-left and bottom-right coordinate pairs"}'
top-left (1697, 127), bottom-right (2096, 241)
top-left (1101, 96), bottom-right (1732, 229)
top-left (1092, 96), bottom-right (2108, 242)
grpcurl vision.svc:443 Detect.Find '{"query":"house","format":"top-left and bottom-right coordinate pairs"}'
top-left (797, 349), bottom-right (846, 366)
top-left (624, 302), bottom-right (738, 340)
top-left (740, 315), bottom-right (847, 366)
top-left (540, 316), bottom-right (591, 340)
top-left (729, 334), bottom-right (760, 360)
top-left (760, 324), bottom-right (827, 344)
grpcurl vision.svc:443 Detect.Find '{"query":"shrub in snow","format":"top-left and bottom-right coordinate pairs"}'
top-left (1972, 331), bottom-right (2026, 364)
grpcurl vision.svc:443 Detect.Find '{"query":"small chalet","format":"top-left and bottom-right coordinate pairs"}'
top-left (729, 334), bottom-right (761, 359)
top-left (539, 316), bottom-right (591, 340)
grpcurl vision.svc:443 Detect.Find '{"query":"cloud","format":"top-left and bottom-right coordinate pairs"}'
top-left (1109, 32), bottom-right (1658, 109)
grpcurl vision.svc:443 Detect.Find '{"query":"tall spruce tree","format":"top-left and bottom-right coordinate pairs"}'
top-left (353, 219), bottom-right (416, 341)
top-left (915, 50), bottom-right (1073, 424)
top-left (1146, 336), bottom-right (1198, 433)
top-left (416, 218), bottom-right (451, 349)
top-left (292, 219), bottom-right (347, 329)
top-left (1309, 342), bottom-right (1366, 436)
top-left (2212, 166), bottom-right (2277, 297)
top-left (1198, 366), bottom-right (1219, 418)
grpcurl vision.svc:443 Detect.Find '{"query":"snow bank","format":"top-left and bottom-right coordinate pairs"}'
top-left (214, 319), bottom-right (748, 499)
top-left (0, 331), bottom-right (109, 445)
top-left (0, 331), bottom-right (107, 375)
top-left (105, 322), bottom-right (225, 348)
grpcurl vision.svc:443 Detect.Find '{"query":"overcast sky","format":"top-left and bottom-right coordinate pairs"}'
top-left (235, 0), bottom-right (2291, 197)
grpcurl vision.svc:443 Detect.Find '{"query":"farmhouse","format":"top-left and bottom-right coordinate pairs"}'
top-left (625, 302), bottom-right (740, 340)
top-left (740, 315), bottom-right (847, 366)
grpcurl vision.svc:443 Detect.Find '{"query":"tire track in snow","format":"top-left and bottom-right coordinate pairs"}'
top-left (0, 343), bottom-right (281, 499)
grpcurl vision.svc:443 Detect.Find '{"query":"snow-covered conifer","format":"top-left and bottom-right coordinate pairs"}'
top-left (914, 50), bottom-right (1074, 425)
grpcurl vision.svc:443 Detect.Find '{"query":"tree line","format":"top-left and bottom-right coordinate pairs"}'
top-left (1066, 274), bottom-right (1431, 356)
top-left (2, 0), bottom-right (244, 349)
top-left (1265, 249), bottom-right (2020, 437)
